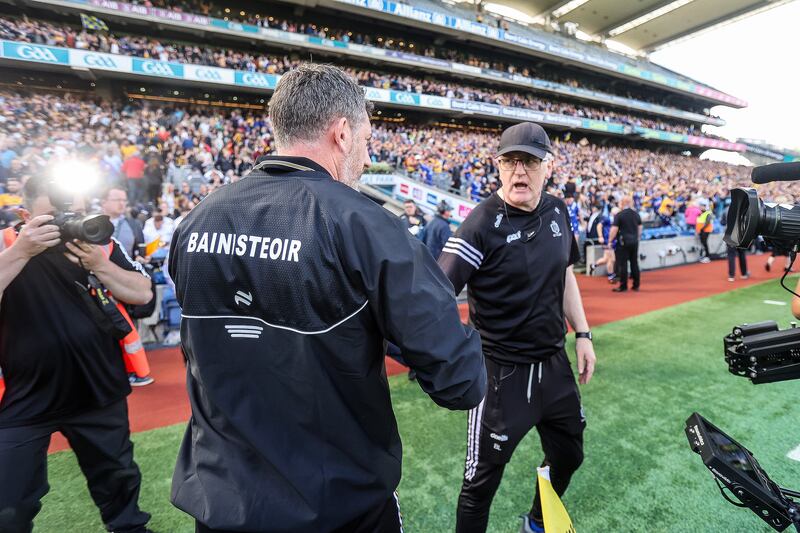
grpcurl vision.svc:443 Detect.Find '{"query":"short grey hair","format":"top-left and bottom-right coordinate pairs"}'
top-left (269, 63), bottom-right (373, 150)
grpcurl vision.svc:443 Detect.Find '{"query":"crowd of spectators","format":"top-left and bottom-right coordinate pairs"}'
top-left (0, 16), bottom-right (708, 135)
top-left (137, 0), bottom-right (711, 114)
top-left (0, 89), bottom-right (786, 242)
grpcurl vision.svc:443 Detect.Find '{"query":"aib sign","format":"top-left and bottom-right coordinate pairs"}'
top-left (2, 42), bottom-right (68, 64)
top-left (132, 58), bottom-right (184, 77)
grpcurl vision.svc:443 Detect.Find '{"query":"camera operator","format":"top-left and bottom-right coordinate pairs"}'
top-left (792, 279), bottom-right (800, 319)
top-left (0, 175), bottom-right (153, 533)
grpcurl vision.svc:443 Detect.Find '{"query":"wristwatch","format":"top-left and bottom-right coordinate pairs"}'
top-left (575, 331), bottom-right (593, 341)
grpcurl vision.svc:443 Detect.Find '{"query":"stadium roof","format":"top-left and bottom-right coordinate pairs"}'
top-left (489, 0), bottom-right (792, 52)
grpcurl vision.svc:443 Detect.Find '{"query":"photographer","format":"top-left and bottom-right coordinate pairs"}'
top-left (0, 175), bottom-right (153, 533)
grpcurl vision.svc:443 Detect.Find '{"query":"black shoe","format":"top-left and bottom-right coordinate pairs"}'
top-left (765, 262), bottom-right (771, 272)
top-left (612, 287), bottom-right (627, 292)
top-left (408, 370), bottom-right (417, 381)
top-left (632, 286), bottom-right (640, 291)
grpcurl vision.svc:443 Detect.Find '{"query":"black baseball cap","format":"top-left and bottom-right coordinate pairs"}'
top-left (497, 122), bottom-right (553, 160)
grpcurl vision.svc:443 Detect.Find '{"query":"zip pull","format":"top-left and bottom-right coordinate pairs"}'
top-left (538, 361), bottom-right (543, 384)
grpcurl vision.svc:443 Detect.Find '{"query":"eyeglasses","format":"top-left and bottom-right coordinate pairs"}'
top-left (498, 158), bottom-right (542, 171)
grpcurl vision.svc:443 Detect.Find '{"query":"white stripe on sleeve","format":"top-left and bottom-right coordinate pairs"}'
top-left (441, 245), bottom-right (480, 270)
top-left (449, 237), bottom-right (483, 261)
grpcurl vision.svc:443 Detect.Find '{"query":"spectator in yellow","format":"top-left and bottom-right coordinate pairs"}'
top-left (696, 199), bottom-right (714, 263)
top-left (0, 177), bottom-right (23, 208)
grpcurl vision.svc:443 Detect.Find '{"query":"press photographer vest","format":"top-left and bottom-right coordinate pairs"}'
top-left (0, 227), bottom-right (149, 393)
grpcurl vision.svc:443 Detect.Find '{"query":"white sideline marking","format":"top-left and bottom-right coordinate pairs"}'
top-left (787, 444), bottom-right (800, 462)
top-left (763, 300), bottom-right (787, 306)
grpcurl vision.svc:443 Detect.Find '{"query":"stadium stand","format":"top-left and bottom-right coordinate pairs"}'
top-left (0, 15), bottom-right (719, 138)
top-left (0, 0), bottom-right (787, 311)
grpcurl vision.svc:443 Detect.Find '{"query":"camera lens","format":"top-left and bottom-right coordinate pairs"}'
top-left (62, 214), bottom-right (114, 245)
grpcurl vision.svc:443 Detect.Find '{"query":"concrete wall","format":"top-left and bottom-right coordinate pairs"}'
top-left (585, 233), bottom-right (728, 275)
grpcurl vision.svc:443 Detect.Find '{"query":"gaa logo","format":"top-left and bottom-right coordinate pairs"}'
top-left (241, 73), bottom-right (271, 88)
top-left (195, 68), bottom-right (223, 81)
top-left (141, 61), bottom-right (176, 76)
top-left (17, 45), bottom-right (58, 62)
top-left (364, 88), bottom-right (384, 100)
top-left (392, 92), bottom-right (418, 105)
top-left (83, 54), bottom-right (117, 69)
top-left (424, 96), bottom-right (446, 108)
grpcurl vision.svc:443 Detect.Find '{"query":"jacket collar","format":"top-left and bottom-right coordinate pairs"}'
top-left (251, 155), bottom-right (331, 176)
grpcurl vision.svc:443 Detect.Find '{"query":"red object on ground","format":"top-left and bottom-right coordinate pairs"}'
top-left (48, 254), bottom-right (778, 453)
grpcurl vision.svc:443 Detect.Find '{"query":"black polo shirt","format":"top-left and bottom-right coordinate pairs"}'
top-left (613, 208), bottom-right (642, 246)
top-left (439, 192), bottom-right (580, 364)
top-left (0, 236), bottom-right (148, 428)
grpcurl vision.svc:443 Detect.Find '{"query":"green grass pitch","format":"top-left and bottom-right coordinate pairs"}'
top-left (36, 279), bottom-right (800, 532)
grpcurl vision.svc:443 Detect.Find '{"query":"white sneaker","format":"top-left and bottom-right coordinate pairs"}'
top-left (728, 277), bottom-right (735, 282)
top-left (700, 257), bottom-right (711, 264)
top-left (129, 373), bottom-right (155, 387)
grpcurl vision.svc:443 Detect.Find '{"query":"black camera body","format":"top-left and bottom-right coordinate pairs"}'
top-left (47, 182), bottom-right (114, 245)
top-left (724, 188), bottom-right (800, 251)
top-left (724, 321), bottom-right (800, 384)
top-left (687, 162), bottom-right (800, 532)
top-left (725, 162), bottom-right (800, 250)
top-left (52, 211), bottom-right (114, 245)
top-left (685, 413), bottom-right (796, 531)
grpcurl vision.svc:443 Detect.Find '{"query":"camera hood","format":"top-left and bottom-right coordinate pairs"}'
top-left (724, 188), bottom-right (760, 248)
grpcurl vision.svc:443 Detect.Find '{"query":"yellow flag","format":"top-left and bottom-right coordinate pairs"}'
top-left (537, 466), bottom-right (576, 533)
top-left (144, 238), bottom-right (162, 257)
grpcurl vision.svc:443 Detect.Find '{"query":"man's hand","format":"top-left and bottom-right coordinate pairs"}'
top-left (13, 215), bottom-right (61, 258)
top-left (64, 240), bottom-right (108, 271)
top-left (576, 338), bottom-right (596, 385)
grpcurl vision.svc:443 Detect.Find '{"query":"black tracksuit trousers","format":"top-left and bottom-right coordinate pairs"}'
top-left (0, 400), bottom-right (150, 533)
top-left (456, 351), bottom-right (585, 533)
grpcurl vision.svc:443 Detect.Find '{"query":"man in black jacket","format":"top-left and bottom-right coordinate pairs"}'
top-left (168, 64), bottom-right (487, 533)
top-left (423, 200), bottom-right (453, 259)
